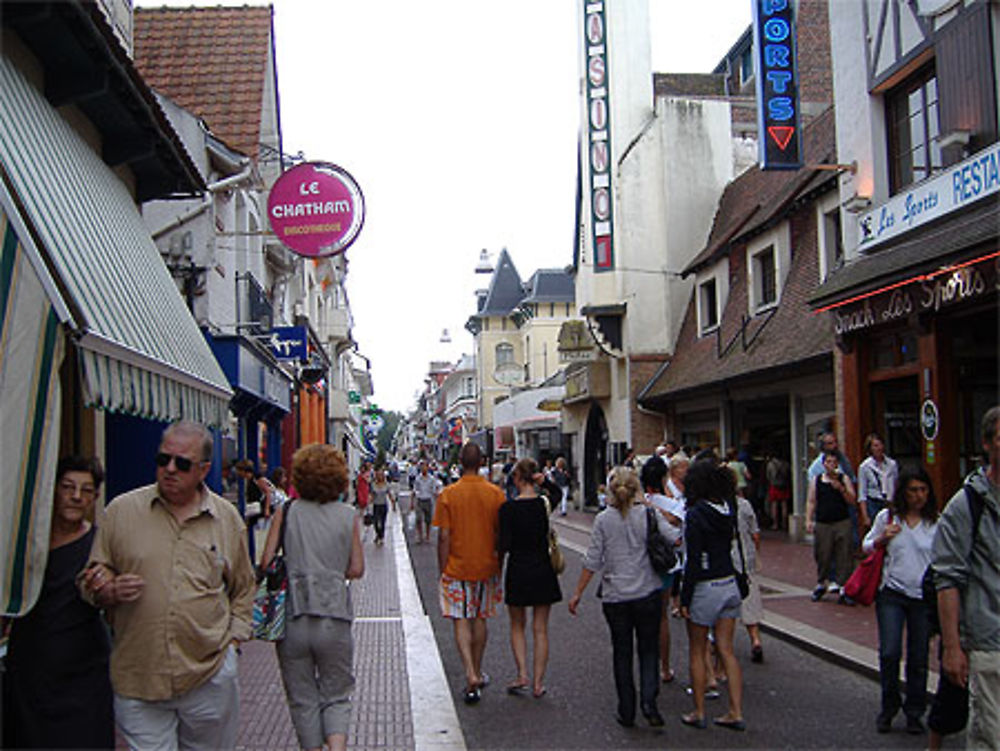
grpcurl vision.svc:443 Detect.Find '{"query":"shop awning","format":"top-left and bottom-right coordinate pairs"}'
top-left (1, 192), bottom-right (65, 616)
top-left (0, 53), bottom-right (232, 426)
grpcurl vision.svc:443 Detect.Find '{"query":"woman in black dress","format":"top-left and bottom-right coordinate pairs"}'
top-left (3, 456), bottom-right (114, 749)
top-left (498, 457), bottom-right (562, 698)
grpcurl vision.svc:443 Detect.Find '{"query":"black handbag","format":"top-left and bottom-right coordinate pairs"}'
top-left (646, 507), bottom-right (677, 576)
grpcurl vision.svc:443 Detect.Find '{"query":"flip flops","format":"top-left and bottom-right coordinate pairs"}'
top-left (506, 682), bottom-right (529, 696)
top-left (463, 686), bottom-right (481, 704)
top-left (532, 686), bottom-right (547, 699)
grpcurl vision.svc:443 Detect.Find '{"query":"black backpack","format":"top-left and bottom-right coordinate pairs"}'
top-left (922, 484), bottom-right (988, 634)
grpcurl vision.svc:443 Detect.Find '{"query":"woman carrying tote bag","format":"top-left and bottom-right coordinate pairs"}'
top-left (861, 468), bottom-right (939, 736)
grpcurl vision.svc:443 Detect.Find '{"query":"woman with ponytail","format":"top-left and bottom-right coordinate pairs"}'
top-left (568, 467), bottom-right (680, 728)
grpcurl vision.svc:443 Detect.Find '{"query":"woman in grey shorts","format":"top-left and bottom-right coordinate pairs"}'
top-left (260, 445), bottom-right (364, 751)
top-left (678, 458), bottom-right (745, 732)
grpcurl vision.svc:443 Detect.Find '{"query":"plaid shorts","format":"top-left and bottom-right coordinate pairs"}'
top-left (439, 574), bottom-right (502, 619)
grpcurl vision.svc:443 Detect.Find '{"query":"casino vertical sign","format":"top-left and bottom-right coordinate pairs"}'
top-left (753, 0), bottom-right (802, 170)
top-left (583, 2), bottom-right (614, 271)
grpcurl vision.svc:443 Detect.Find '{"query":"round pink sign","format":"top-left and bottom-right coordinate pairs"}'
top-left (268, 162), bottom-right (365, 257)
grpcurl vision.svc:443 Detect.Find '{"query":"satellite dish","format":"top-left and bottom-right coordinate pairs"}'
top-left (493, 362), bottom-right (525, 386)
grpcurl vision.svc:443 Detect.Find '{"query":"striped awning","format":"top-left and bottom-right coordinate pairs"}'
top-left (1, 192), bottom-right (65, 616)
top-left (0, 52), bottom-right (232, 427)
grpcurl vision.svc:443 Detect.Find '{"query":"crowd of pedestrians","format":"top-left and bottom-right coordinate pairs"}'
top-left (2, 407), bottom-right (998, 750)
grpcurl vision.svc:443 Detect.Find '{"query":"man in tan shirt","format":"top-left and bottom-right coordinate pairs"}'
top-left (82, 421), bottom-right (255, 750)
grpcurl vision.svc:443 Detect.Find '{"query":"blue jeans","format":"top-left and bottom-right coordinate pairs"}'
top-left (602, 590), bottom-right (661, 723)
top-left (876, 587), bottom-right (930, 720)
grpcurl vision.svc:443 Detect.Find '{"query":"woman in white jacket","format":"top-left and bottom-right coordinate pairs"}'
top-left (862, 467), bottom-right (938, 736)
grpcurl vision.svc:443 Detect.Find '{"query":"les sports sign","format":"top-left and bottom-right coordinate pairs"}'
top-left (268, 162), bottom-right (365, 257)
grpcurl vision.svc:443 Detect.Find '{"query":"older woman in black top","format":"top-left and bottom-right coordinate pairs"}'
top-left (679, 459), bottom-right (745, 732)
top-left (3, 456), bottom-right (114, 749)
top-left (498, 458), bottom-right (562, 698)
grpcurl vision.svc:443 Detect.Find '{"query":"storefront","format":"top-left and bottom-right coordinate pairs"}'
top-left (811, 148), bottom-right (1000, 499)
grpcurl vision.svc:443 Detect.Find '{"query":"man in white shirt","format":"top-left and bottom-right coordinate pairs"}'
top-left (412, 461), bottom-right (440, 544)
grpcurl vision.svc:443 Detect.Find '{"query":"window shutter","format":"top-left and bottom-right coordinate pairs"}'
top-left (936, 2), bottom-right (997, 164)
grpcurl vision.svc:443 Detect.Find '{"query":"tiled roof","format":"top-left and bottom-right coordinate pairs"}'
top-left (134, 5), bottom-right (273, 158)
top-left (522, 268), bottom-right (575, 304)
top-left (685, 106), bottom-right (838, 276)
top-left (639, 208), bottom-right (834, 403)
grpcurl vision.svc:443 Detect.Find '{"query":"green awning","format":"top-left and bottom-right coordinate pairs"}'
top-left (0, 52), bottom-right (231, 426)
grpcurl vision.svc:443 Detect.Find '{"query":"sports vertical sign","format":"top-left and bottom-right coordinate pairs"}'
top-left (753, 0), bottom-right (803, 170)
top-left (584, 2), bottom-right (614, 271)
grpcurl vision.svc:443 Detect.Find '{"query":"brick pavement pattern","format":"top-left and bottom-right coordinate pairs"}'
top-left (235, 514), bottom-right (415, 751)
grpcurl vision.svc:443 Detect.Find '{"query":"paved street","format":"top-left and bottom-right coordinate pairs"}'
top-left (405, 505), bottom-right (961, 750)
top-left (206, 495), bottom-right (965, 750)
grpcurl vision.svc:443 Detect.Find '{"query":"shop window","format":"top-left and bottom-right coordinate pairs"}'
top-left (886, 64), bottom-right (942, 194)
top-left (752, 246), bottom-right (777, 310)
top-left (699, 278), bottom-right (719, 334)
top-left (495, 342), bottom-right (514, 366)
top-left (871, 331), bottom-right (918, 370)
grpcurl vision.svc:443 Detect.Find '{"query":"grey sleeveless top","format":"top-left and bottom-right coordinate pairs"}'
top-left (283, 501), bottom-right (355, 621)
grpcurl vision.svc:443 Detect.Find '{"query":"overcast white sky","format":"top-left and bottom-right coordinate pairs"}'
top-left (137, 0), bottom-right (753, 413)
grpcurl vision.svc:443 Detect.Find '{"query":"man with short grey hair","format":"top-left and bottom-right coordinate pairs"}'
top-left (82, 420), bottom-right (255, 750)
top-left (932, 406), bottom-right (1000, 748)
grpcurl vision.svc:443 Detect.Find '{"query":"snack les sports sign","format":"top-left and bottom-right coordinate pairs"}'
top-left (268, 162), bottom-right (365, 258)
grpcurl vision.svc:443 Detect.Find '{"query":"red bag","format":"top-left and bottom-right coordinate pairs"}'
top-left (843, 544), bottom-right (886, 606)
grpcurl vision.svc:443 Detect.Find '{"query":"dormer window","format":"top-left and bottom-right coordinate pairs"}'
top-left (746, 224), bottom-right (790, 314)
top-left (699, 279), bottom-right (719, 333)
top-left (754, 246), bottom-right (777, 308)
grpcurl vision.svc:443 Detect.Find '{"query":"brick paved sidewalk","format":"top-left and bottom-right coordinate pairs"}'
top-left (235, 508), bottom-right (417, 751)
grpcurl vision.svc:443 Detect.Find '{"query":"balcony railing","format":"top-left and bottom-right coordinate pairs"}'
top-left (236, 272), bottom-right (273, 334)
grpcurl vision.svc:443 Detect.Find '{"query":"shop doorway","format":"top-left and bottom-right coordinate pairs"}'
top-left (871, 376), bottom-right (921, 472)
top-left (583, 403), bottom-right (608, 508)
top-left (733, 396), bottom-right (791, 516)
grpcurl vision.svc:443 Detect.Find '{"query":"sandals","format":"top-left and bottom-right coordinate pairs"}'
top-left (660, 669), bottom-right (675, 683)
top-left (714, 716), bottom-right (747, 731)
top-left (506, 682), bottom-right (529, 696)
top-left (532, 686), bottom-right (547, 698)
top-left (681, 713), bottom-right (707, 729)
top-left (462, 686), bottom-right (481, 705)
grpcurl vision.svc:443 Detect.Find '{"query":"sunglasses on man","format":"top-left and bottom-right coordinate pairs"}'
top-left (155, 452), bottom-right (203, 473)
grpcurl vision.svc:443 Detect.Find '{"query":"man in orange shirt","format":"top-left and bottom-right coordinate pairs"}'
top-left (433, 442), bottom-right (505, 704)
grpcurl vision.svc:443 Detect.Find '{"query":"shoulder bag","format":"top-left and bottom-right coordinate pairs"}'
top-left (646, 506), bottom-right (677, 576)
top-left (542, 497), bottom-right (565, 574)
top-left (843, 537), bottom-right (886, 606)
top-left (252, 501), bottom-right (293, 641)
